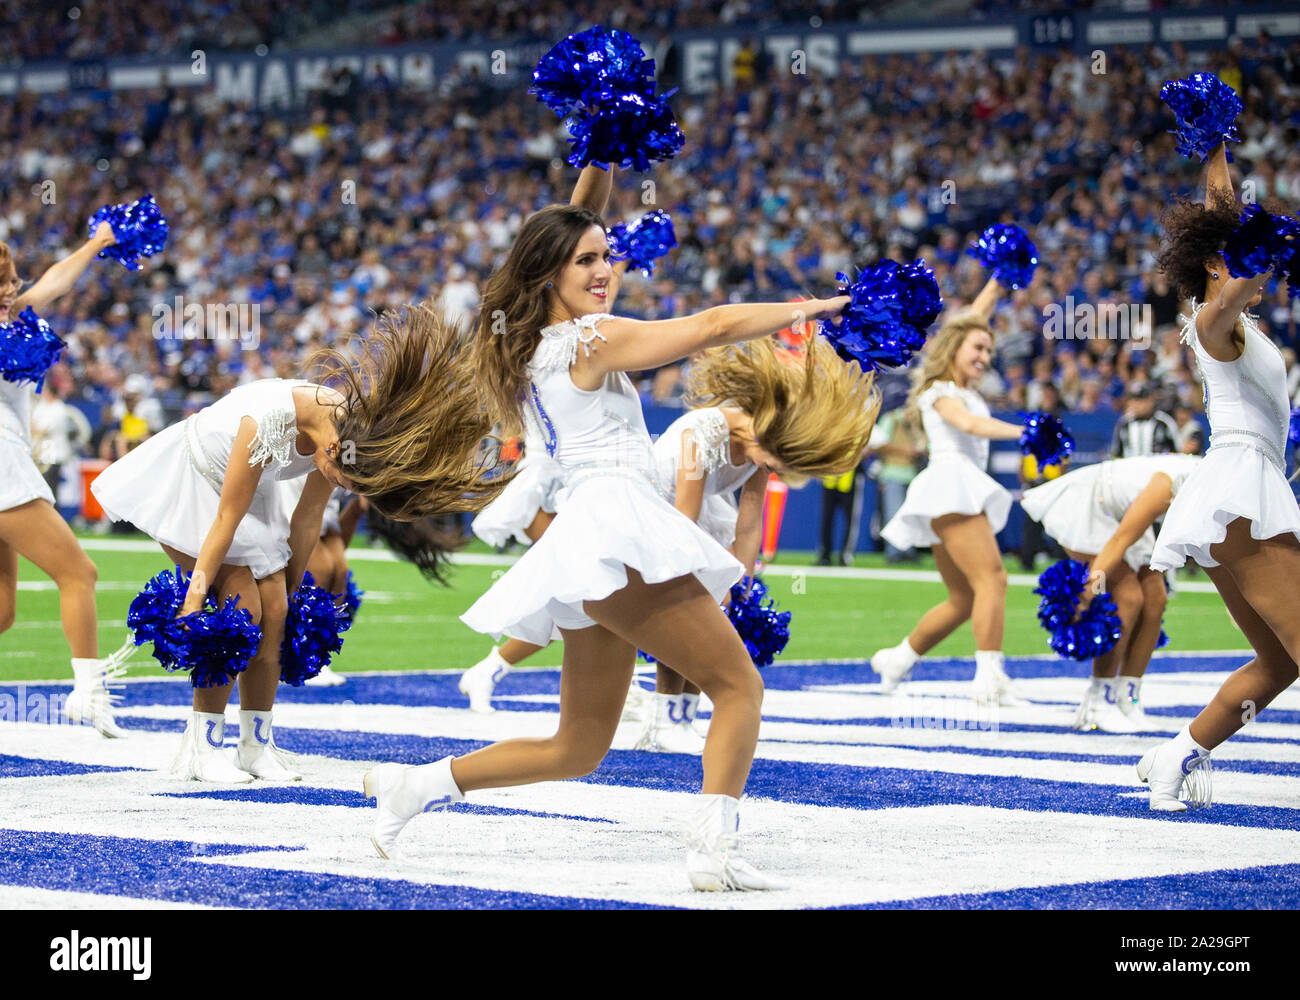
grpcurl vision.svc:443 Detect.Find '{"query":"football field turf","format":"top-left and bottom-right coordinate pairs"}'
top-left (5, 537), bottom-right (1298, 910)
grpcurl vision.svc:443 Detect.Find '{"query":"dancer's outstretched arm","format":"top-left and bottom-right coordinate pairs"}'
top-left (579, 298), bottom-right (848, 379)
top-left (730, 472), bottom-right (767, 582)
top-left (15, 222), bottom-right (116, 311)
top-left (286, 473), bottom-right (335, 592)
top-left (932, 397), bottom-right (1022, 441)
top-left (181, 420), bottom-right (265, 615)
top-left (1076, 474), bottom-right (1173, 616)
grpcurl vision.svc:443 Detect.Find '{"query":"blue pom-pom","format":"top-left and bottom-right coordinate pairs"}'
top-left (127, 567), bottom-right (261, 688)
top-left (88, 193), bottom-right (169, 271)
top-left (0, 307), bottom-right (65, 392)
top-left (339, 570), bottom-right (364, 628)
top-left (1222, 205), bottom-right (1299, 280)
top-left (1160, 72), bottom-right (1244, 162)
top-left (726, 576), bottom-right (792, 669)
top-left (966, 224), bottom-right (1039, 290)
top-left (820, 260), bottom-right (942, 373)
top-left (1020, 411), bottom-right (1075, 467)
top-left (640, 575), bottom-right (791, 667)
top-left (1289, 407), bottom-right (1300, 452)
top-left (1156, 626), bottom-right (1170, 650)
top-left (563, 89), bottom-right (684, 171)
top-left (608, 209), bottom-right (677, 276)
top-left (1033, 559), bottom-right (1123, 661)
top-left (280, 572), bottom-right (348, 686)
top-left (530, 27), bottom-right (655, 117)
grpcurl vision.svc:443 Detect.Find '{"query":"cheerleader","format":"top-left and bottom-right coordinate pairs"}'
top-left (870, 278), bottom-right (1024, 704)
top-left (639, 337), bottom-right (879, 752)
top-left (364, 201), bottom-right (850, 889)
top-left (1137, 143), bottom-right (1300, 810)
top-left (1021, 454), bottom-right (1201, 731)
top-left (93, 306), bottom-right (499, 782)
top-left (0, 223), bottom-right (133, 737)
top-left (458, 165), bottom-right (632, 714)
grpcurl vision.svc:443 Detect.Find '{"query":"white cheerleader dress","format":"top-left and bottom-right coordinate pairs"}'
top-left (470, 420), bottom-right (567, 548)
top-left (460, 314), bottom-right (743, 645)
top-left (1150, 304), bottom-right (1300, 570)
top-left (0, 381), bottom-right (56, 511)
top-left (880, 380), bottom-right (1011, 550)
top-left (653, 407), bottom-right (759, 548)
top-left (1021, 454), bottom-right (1201, 570)
top-left (92, 379), bottom-right (318, 579)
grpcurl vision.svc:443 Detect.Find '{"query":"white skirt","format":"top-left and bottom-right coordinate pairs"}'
top-left (461, 471), bottom-right (743, 645)
top-left (1020, 467), bottom-right (1153, 572)
top-left (91, 421), bottom-right (297, 580)
top-left (880, 457), bottom-right (1012, 550)
top-left (1150, 446), bottom-right (1300, 570)
top-left (0, 435), bottom-right (55, 511)
top-left (470, 454), bottom-right (567, 548)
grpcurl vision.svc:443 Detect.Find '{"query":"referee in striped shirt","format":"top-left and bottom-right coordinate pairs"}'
top-left (1110, 383), bottom-right (1179, 458)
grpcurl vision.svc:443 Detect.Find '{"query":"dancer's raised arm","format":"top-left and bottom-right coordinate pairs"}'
top-left (571, 164), bottom-right (614, 215)
top-left (967, 276), bottom-right (1003, 324)
top-left (1205, 141), bottom-right (1233, 206)
top-left (14, 222), bottom-right (116, 311)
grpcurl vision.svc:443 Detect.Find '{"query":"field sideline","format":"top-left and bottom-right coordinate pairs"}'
top-left (1, 536), bottom-right (1247, 684)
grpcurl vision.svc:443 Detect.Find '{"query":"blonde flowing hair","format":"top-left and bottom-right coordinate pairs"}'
top-left (906, 312), bottom-right (994, 416)
top-left (308, 302), bottom-right (510, 520)
top-left (687, 336), bottom-right (881, 480)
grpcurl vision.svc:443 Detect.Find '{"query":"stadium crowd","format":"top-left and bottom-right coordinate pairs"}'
top-left (3, 23), bottom-right (1300, 518)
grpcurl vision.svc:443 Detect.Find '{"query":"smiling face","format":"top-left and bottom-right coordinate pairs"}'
top-left (549, 225), bottom-right (615, 319)
top-left (951, 328), bottom-right (994, 387)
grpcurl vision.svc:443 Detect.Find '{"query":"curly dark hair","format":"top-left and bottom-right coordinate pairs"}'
top-left (1156, 194), bottom-right (1242, 302)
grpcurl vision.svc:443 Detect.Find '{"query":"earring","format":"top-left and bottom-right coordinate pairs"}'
top-left (1212, 272), bottom-right (1219, 279)
top-left (545, 281), bottom-right (553, 288)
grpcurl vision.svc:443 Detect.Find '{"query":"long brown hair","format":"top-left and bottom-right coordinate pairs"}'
top-left (309, 302), bottom-right (510, 520)
top-left (906, 312), bottom-right (993, 416)
top-left (687, 336), bottom-right (881, 479)
top-left (472, 204), bottom-right (607, 427)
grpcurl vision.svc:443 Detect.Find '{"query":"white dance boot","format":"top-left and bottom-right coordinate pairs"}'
top-left (1136, 726), bottom-right (1212, 812)
top-left (236, 710), bottom-right (302, 781)
top-left (304, 663), bottom-right (347, 687)
top-left (65, 637), bottom-right (135, 738)
top-left (870, 638), bottom-right (919, 693)
top-left (458, 647), bottom-right (511, 713)
top-left (634, 694), bottom-right (705, 754)
top-left (621, 676), bottom-right (654, 723)
top-left (684, 794), bottom-right (787, 892)
top-left (971, 650), bottom-right (1023, 707)
top-left (364, 756), bottom-right (464, 859)
top-left (168, 712), bottom-right (254, 783)
top-left (1116, 675), bottom-right (1155, 730)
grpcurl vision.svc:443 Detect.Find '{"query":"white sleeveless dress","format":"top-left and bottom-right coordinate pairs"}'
top-left (470, 419), bottom-right (567, 548)
top-left (652, 407), bottom-right (759, 548)
top-left (1150, 304), bottom-right (1300, 570)
top-left (92, 379), bottom-right (318, 579)
top-left (460, 314), bottom-right (742, 645)
top-left (1021, 454), bottom-right (1201, 570)
top-left (880, 380), bottom-right (1012, 549)
top-left (0, 381), bottom-right (56, 511)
